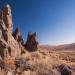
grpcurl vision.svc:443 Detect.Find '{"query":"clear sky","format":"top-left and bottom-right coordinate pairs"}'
top-left (0, 0), bottom-right (75, 45)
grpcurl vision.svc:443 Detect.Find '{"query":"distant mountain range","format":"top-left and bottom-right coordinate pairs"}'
top-left (39, 43), bottom-right (75, 51)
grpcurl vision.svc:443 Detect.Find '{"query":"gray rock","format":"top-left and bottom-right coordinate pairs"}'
top-left (58, 64), bottom-right (72, 75)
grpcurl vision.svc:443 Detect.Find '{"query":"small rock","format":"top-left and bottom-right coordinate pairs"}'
top-left (7, 71), bottom-right (12, 75)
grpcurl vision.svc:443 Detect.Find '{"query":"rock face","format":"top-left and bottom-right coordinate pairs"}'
top-left (25, 31), bottom-right (38, 51)
top-left (0, 4), bottom-right (38, 58)
top-left (0, 4), bottom-right (21, 58)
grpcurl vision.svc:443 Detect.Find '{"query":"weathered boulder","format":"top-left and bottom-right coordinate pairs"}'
top-left (58, 64), bottom-right (72, 75)
top-left (25, 31), bottom-right (38, 51)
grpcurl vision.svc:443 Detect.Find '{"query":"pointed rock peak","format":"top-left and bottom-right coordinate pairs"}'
top-left (6, 4), bottom-right (11, 8)
top-left (15, 28), bottom-right (20, 32)
top-left (13, 27), bottom-right (21, 41)
top-left (15, 28), bottom-right (20, 35)
top-left (3, 4), bottom-right (11, 16)
top-left (0, 4), bottom-right (13, 33)
top-left (28, 31), bottom-right (33, 36)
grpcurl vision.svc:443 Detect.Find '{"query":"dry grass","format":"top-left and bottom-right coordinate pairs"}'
top-left (0, 49), bottom-right (75, 75)
top-left (20, 49), bottom-right (75, 75)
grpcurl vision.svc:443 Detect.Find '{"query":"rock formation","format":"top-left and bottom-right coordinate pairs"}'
top-left (25, 31), bottom-right (38, 51)
top-left (13, 28), bottom-right (24, 45)
top-left (1, 4), bottom-right (12, 33)
top-left (0, 4), bottom-right (21, 58)
top-left (1, 4), bottom-right (74, 75)
top-left (0, 4), bottom-right (38, 59)
top-left (13, 28), bottom-right (21, 41)
top-left (13, 28), bottom-right (25, 54)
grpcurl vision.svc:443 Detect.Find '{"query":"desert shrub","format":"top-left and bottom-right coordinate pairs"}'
top-left (15, 58), bottom-right (32, 71)
top-left (30, 59), bottom-right (53, 75)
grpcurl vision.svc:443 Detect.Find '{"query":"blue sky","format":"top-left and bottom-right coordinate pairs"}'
top-left (0, 0), bottom-right (75, 45)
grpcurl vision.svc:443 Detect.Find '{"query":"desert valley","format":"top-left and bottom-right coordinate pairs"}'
top-left (0, 4), bottom-right (75, 75)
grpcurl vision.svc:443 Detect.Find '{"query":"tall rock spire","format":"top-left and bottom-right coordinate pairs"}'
top-left (0, 4), bottom-right (21, 58)
top-left (2, 4), bottom-right (12, 33)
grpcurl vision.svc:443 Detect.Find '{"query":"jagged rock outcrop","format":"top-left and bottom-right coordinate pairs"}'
top-left (13, 28), bottom-right (21, 41)
top-left (0, 4), bottom-right (21, 58)
top-left (13, 28), bottom-right (24, 45)
top-left (25, 31), bottom-right (38, 51)
top-left (0, 4), bottom-right (12, 33)
top-left (13, 28), bottom-right (26, 54)
top-left (0, 4), bottom-right (38, 59)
